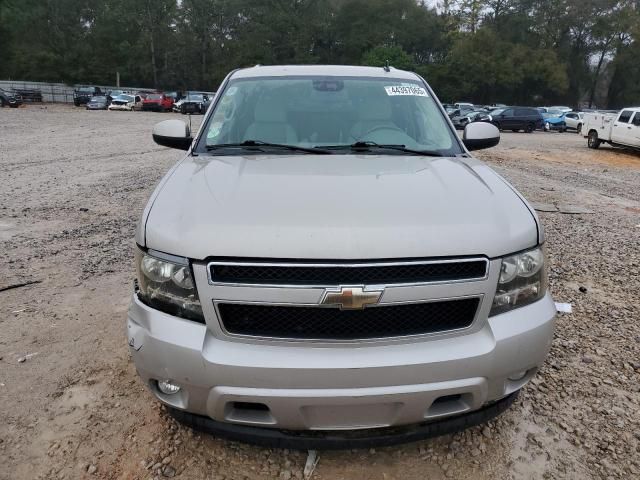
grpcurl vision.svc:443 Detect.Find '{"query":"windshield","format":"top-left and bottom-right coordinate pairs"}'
top-left (148, 94), bottom-right (163, 100)
top-left (198, 76), bottom-right (461, 156)
top-left (187, 94), bottom-right (204, 101)
top-left (115, 95), bottom-right (133, 102)
top-left (543, 111), bottom-right (562, 118)
top-left (78, 87), bottom-right (94, 93)
top-left (91, 96), bottom-right (107, 102)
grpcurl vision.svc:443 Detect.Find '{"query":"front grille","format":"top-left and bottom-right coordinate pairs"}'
top-left (217, 298), bottom-right (480, 340)
top-left (209, 259), bottom-right (487, 286)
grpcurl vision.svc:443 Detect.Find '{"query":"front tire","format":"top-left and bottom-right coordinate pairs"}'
top-left (525, 122), bottom-right (534, 133)
top-left (577, 123), bottom-right (582, 134)
top-left (588, 131), bottom-right (601, 149)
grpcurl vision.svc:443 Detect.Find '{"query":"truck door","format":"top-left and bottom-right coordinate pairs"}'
top-left (611, 110), bottom-right (634, 144)
top-left (629, 112), bottom-right (640, 146)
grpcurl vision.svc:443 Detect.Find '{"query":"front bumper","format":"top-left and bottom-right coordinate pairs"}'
top-left (544, 121), bottom-right (565, 131)
top-left (142, 103), bottom-right (163, 111)
top-left (128, 292), bottom-right (556, 433)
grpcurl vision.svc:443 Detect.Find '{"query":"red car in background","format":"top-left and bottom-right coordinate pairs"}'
top-left (141, 93), bottom-right (174, 112)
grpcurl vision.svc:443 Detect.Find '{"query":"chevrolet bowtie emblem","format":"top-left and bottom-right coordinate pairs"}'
top-left (320, 286), bottom-right (384, 310)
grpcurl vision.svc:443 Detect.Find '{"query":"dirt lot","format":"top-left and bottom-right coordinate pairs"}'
top-left (1, 104), bottom-right (639, 480)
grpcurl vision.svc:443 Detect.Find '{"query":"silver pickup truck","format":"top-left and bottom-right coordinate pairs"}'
top-left (128, 65), bottom-right (556, 448)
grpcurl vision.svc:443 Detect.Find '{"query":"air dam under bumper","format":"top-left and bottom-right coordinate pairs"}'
top-left (127, 293), bottom-right (556, 441)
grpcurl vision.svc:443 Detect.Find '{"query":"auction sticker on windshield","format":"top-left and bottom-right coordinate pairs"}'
top-left (384, 85), bottom-right (428, 97)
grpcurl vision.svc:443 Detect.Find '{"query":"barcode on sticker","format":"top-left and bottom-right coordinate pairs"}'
top-left (385, 86), bottom-right (428, 97)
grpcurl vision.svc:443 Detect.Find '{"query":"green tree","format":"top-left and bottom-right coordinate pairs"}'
top-left (361, 46), bottom-right (414, 70)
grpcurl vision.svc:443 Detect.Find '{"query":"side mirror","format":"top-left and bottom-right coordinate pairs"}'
top-left (463, 122), bottom-right (500, 151)
top-left (152, 119), bottom-right (192, 150)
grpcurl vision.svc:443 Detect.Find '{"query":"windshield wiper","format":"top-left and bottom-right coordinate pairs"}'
top-left (319, 141), bottom-right (445, 157)
top-left (206, 140), bottom-right (331, 154)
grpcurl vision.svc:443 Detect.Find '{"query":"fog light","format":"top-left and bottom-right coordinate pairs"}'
top-left (508, 370), bottom-right (527, 381)
top-left (157, 380), bottom-right (181, 395)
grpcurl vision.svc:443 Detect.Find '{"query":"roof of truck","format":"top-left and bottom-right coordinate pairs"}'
top-left (231, 65), bottom-right (421, 80)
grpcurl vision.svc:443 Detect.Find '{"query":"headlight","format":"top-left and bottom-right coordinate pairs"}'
top-left (135, 248), bottom-right (204, 322)
top-left (490, 246), bottom-right (547, 316)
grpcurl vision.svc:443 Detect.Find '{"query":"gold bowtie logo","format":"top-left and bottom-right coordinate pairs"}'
top-left (320, 286), bottom-right (384, 310)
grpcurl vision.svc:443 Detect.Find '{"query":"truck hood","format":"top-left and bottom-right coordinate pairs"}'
top-left (144, 154), bottom-right (538, 260)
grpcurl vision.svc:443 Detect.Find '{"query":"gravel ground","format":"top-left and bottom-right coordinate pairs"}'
top-left (0, 104), bottom-right (639, 480)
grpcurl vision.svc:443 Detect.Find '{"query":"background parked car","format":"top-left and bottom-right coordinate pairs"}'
top-left (564, 112), bottom-right (584, 133)
top-left (451, 110), bottom-right (492, 129)
top-left (491, 107), bottom-right (543, 133)
top-left (86, 96), bottom-right (109, 110)
top-left (548, 106), bottom-right (572, 113)
top-left (74, 86), bottom-right (103, 106)
top-left (180, 92), bottom-right (211, 114)
top-left (108, 94), bottom-right (142, 111)
top-left (454, 102), bottom-right (474, 109)
top-left (0, 88), bottom-right (23, 107)
top-left (447, 105), bottom-right (475, 119)
top-left (583, 108), bottom-right (640, 151)
top-left (107, 89), bottom-right (125, 102)
top-left (541, 111), bottom-right (566, 132)
top-left (164, 91), bottom-right (182, 103)
top-left (173, 97), bottom-right (186, 113)
top-left (468, 110), bottom-right (493, 123)
top-left (12, 88), bottom-right (41, 103)
top-left (142, 93), bottom-right (173, 112)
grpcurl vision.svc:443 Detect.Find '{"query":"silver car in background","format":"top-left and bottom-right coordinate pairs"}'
top-left (128, 65), bottom-right (556, 448)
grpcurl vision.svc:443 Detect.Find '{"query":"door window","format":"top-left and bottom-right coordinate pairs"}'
top-left (618, 110), bottom-right (634, 123)
top-left (632, 113), bottom-right (640, 126)
top-left (502, 109), bottom-right (514, 117)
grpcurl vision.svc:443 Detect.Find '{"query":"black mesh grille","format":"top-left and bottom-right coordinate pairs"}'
top-left (210, 260), bottom-right (487, 286)
top-left (218, 298), bottom-right (480, 340)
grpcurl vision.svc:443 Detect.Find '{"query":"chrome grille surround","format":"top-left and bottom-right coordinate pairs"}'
top-left (192, 257), bottom-right (499, 345)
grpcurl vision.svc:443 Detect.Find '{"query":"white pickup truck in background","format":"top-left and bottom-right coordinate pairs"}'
top-left (583, 108), bottom-right (640, 150)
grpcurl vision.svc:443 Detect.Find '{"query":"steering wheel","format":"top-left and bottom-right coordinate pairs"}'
top-left (356, 124), bottom-right (407, 140)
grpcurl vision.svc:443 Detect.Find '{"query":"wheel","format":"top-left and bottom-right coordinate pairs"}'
top-left (525, 123), bottom-right (534, 133)
top-left (559, 127), bottom-right (566, 133)
top-left (587, 131), bottom-right (601, 149)
top-left (492, 122), bottom-right (501, 131)
top-left (577, 123), bottom-right (582, 134)
top-left (74, 100), bottom-right (80, 107)
top-left (0, 98), bottom-right (6, 107)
